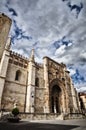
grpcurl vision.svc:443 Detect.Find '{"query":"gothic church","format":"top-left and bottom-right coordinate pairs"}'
top-left (0, 13), bottom-right (80, 115)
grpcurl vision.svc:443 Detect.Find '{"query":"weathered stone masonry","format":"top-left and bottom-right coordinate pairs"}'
top-left (0, 13), bottom-right (80, 115)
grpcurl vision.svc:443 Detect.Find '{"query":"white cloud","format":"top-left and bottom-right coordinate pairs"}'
top-left (55, 45), bottom-right (66, 56)
top-left (80, 51), bottom-right (86, 59)
top-left (76, 84), bottom-right (86, 92)
top-left (68, 68), bottom-right (76, 76)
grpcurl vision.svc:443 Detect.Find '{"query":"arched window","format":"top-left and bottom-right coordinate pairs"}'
top-left (35, 77), bottom-right (39, 87)
top-left (15, 70), bottom-right (21, 81)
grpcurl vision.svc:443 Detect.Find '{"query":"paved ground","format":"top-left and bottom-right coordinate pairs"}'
top-left (30, 119), bottom-right (86, 130)
top-left (0, 119), bottom-right (86, 130)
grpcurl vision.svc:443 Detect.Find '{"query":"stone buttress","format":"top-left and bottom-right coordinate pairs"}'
top-left (26, 49), bottom-right (36, 113)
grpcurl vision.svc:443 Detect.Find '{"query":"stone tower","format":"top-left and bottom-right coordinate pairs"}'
top-left (0, 13), bottom-right (12, 59)
top-left (0, 13), bottom-right (12, 109)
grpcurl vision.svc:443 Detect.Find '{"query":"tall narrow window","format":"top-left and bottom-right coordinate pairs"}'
top-left (35, 77), bottom-right (39, 87)
top-left (51, 96), bottom-right (54, 113)
top-left (15, 70), bottom-right (21, 81)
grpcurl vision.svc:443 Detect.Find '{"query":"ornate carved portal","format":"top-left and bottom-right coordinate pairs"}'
top-left (50, 85), bottom-right (62, 114)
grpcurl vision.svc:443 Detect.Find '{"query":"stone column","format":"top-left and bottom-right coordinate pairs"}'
top-left (43, 57), bottom-right (49, 113)
top-left (25, 50), bottom-right (36, 113)
top-left (63, 67), bottom-right (69, 113)
top-left (70, 82), bottom-right (80, 112)
top-left (0, 43), bottom-right (10, 108)
top-left (76, 91), bottom-right (81, 112)
top-left (62, 93), bottom-right (66, 113)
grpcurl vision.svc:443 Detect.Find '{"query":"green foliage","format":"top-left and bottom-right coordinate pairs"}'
top-left (12, 107), bottom-right (19, 116)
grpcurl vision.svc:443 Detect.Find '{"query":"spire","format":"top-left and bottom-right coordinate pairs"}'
top-left (30, 49), bottom-right (35, 62)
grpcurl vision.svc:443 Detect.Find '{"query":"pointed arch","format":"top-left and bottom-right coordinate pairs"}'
top-left (49, 78), bottom-right (66, 113)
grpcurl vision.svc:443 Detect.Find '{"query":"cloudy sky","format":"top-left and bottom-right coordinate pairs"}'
top-left (0, 0), bottom-right (86, 92)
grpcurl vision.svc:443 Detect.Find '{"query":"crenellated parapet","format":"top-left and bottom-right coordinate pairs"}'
top-left (9, 51), bottom-right (29, 68)
top-left (10, 50), bottom-right (28, 60)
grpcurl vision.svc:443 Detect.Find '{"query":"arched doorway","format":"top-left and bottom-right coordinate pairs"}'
top-left (50, 85), bottom-right (62, 113)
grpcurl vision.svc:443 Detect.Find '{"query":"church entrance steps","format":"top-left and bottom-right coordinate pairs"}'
top-left (0, 112), bottom-right (86, 121)
top-left (56, 113), bottom-right (64, 120)
top-left (19, 113), bottom-right (86, 120)
top-left (64, 113), bottom-right (86, 120)
top-left (19, 113), bottom-right (63, 120)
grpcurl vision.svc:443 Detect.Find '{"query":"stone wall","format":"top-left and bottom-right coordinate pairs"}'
top-left (35, 65), bottom-right (45, 113)
top-left (35, 65), bottom-right (44, 88)
top-left (1, 61), bottom-right (28, 112)
top-left (35, 88), bottom-right (45, 113)
top-left (48, 58), bottom-right (64, 83)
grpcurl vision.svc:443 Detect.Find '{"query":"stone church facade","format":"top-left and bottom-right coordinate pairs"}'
top-left (0, 13), bottom-right (80, 114)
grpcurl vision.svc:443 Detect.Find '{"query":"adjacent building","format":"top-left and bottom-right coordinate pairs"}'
top-left (79, 92), bottom-right (86, 111)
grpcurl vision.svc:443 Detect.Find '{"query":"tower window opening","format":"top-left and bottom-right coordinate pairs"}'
top-left (15, 70), bottom-right (21, 81)
top-left (35, 77), bottom-right (39, 87)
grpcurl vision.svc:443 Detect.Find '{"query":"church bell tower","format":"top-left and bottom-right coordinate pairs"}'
top-left (0, 13), bottom-right (12, 59)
